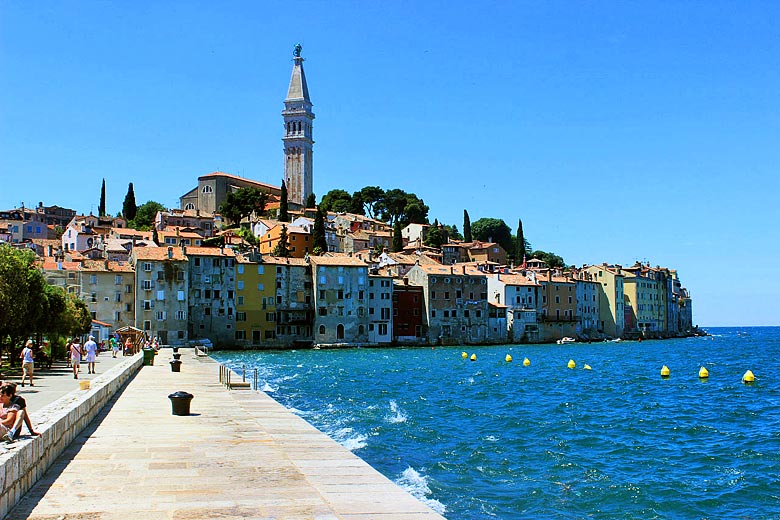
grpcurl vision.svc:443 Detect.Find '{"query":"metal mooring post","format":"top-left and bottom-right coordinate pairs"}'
top-left (254, 368), bottom-right (258, 391)
top-left (242, 365), bottom-right (246, 382)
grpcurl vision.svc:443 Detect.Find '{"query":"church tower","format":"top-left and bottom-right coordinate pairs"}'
top-left (282, 43), bottom-right (314, 208)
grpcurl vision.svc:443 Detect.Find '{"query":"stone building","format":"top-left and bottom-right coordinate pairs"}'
top-left (311, 255), bottom-right (369, 346)
top-left (283, 44), bottom-right (315, 208)
top-left (185, 247), bottom-right (237, 346)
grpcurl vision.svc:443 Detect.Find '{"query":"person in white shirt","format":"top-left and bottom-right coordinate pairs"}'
top-left (84, 336), bottom-right (98, 374)
top-left (20, 340), bottom-right (35, 387)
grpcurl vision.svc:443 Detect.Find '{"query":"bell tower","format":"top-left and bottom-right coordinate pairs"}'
top-left (282, 43), bottom-right (314, 208)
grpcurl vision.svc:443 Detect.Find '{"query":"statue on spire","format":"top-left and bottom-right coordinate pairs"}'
top-left (294, 43), bottom-right (302, 58)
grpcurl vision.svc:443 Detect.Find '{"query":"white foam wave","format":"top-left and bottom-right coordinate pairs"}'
top-left (341, 433), bottom-right (368, 451)
top-left (261, 382), bottom-right (277, 393)
top-left (396, 467), bottom-right (446, 515)
top-left (387, 400), bottom-right (408, 424)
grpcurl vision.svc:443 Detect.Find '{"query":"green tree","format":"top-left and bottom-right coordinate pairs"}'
top-left (392, 221), bottom-right (403, 252)
top-left (99, 178), bottom-right (106, 217)
top-left (312, 207), bottom-right (328, 253)
top-left (272, 225), bottom-right (291, 257)
top-left (471, 217), bottom-right (513, 256)
top-left (305, 192), bottom-right (317, 209)
top-left (442, 224), bottom-right (463, 241)
top-left (515, 218), bottom-right (528, 262)
top-left (123, 183), bottom-right (137, 221)
top-left (320, 189), bottom-right (354, 213)
top-left (463, 210), bottom-right (472, 242)
top-left (376, 189), bottom-right (429, 227)
top-left (528, 250), bottom-right (566, 268)
top-left (130, 201), bottom-right (166, 230)
top-left (219, 188), bottom-right (268, 226)
top-left (279, 181), bottom-right (289, 222)
top-left (357, 186), bottom-right (385, 219)
top-left (424, 225), bottom-right (444, 249)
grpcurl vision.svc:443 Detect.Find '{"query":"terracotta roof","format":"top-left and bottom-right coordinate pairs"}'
top-left (158, 228), bottom-right (205, 239)
top-left (132, 247), bottom-right (187, 261)
top-left (310, 255), bottom-right (368, 267)
top-left (259, 256), bottom-right (309, 266)
top-left (40, 260), bottom-right (81, 271)
top-left (184, 246), bottom-right (236, 257)
top-left (491, 273), bottom-right (540, 286)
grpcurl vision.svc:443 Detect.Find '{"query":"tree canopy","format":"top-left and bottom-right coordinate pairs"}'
top-left (99, 179), bottom-right (106, 217)
top-left (320, 189), bottom-right (354, 213)
top-left (463, 210), bottom-right (472, 242)
top-left (219, 188), bottom-right (268, 226)
top-left (130, 201), bottom-right (166, 231)
top-left (272, 225), bottom-right (291, 257)
top-left (311, 207), bottom-right (327, 253)
top-left (123, 182), bottom-right (137, 221)
top-left (528, 250), bottom-right (566, 268)
top-left (471, 217), bottom-right (513, 256)
top-left (279, 181), bottom-right (289, 222)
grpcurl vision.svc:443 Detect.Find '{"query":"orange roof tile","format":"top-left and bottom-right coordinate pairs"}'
top-left (184, 246), bottom-right (236, 257)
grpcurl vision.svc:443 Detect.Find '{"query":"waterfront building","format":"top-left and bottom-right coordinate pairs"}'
top-left (368, 272), bottom-right (393, 344)
top-left (235, 251), bottom-right (277, 346)
top-left (466, 241), bottom-right (507, 265)
top-left (406, 263), bottom-right (493, 345)
top-left (130, 246), bottom-right (189, 345)
top-left (584, 264), bottom-right (625, 338)
top-left (311, 255), bottom-right (369, 346)
top-left (77, 259), bottom-right (136, 329)
top-left (266, 256), bottom-right (314, 347)
top-left (486, 270), bottom-right (541, 343)
top-left (392, 280), bottom-right (425, 343)
top-left (536, 271), bottom-right (577, 342)
top-left (574, 270), bottom-right (601, 337)
top-left (283, 44), bottom-right (315, 208)
top-left (186, 247), bottom-right (237, 346)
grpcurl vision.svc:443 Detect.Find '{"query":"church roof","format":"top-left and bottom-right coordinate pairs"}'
top-left (286, 56), bottom-right (311, 103)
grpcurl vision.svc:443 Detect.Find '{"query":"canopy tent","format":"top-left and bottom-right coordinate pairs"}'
top-left (114, 326), bottom-right (145, 356)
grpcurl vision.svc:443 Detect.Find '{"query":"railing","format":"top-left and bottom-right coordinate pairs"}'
top-left (218, 363), bottom-right (259, 391)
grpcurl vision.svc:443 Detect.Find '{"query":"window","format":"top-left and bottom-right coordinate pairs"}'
top-left (337, 324), bottom-right (345, 339)
top-left (176, 310), bottom-right (186, 320)
top-left (432, 310), bottom-right (437, 317)
top-left (194, 258), bottom-right (201, 267)
top-left (235, 330), bottom-right (246, 340)
top-left (236, 312), bottom-right (246, 321)
top-left (319, 307), bottom-right (327, 316)
top-left (157, 290), bottom-right (165, 301)
top-left (237, 296), bottom-right (244, 305)
top-left (444, 310), bottom-right (450, 318)
top-left (319, 325), bottom-right (326, 335)
top-left (115, 275), bottom-right (122, 285)
top-left (115, 291), bottom-right (122, 302)
top-left (214, 290), bottom-right (220, 299)
top-left (359, 290), bottom-right (364, 300)
top-left (157, 271), bottom-right (165, 281)
top-left (156, 311), bottom-right (167, 321)
top-left (202, 185), bottom-right (213, 193)
top-left (205, 308), bottom-right (211, 315)
top-left (257, 265), bottom-right (264, 274)
top-left (378, 324), bottom-right (388, 335)
top-left (320, 275), bottom-right (326, 284)
top-left (143, 263), bottom-right (152, 272)
top-left (143, 280), bottom-right (153, 290)
top-left (205, 290), bottom-right (211, 299)
top-left (266, 312), bottom-right (275, 321)
top-left (238, 281), bottom-right (244, 290)
top-left (338, 290), bottom-right (344, 299)
top-left (257, 283), bottom-right (264, 291)
top-left (177, 291), bottom-right (185, 301)
top-left (381, 308), bottom-right (390, 320)
top-left (143, 320), bottom-right (151, 331)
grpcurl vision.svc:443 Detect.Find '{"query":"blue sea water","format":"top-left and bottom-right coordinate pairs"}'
top-left (213, 327), bottom-right (780, 519)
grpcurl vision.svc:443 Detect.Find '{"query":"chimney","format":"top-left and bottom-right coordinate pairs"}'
top-left (450, 265), bottom-right (454, 274)
top-left (167, 247), bottom-right (173, 259)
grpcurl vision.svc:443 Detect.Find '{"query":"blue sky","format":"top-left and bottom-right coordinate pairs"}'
top-left (1, 1), bottom-right (778, 326)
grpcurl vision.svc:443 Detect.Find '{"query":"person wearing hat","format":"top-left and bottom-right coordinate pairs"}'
top-left (70, 337), bottom-right (83, 379)
top-left (20, 339), bottom-right (35, 387)
top-left (84, 335), bottom-right (98, 375)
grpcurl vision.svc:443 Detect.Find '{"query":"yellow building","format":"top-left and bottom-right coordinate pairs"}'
top-left (235, 253), bottom-right (277, 345)
top-left (584, 264), bottom-right (625, 338)
top-left (538, 272), bottom-right (577, 342)
top-left (258, 224), bottom-right (312, 258)
top-left (623, 263), bottom-right (666, 334)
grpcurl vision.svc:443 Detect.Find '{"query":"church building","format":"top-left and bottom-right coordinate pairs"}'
top-left (179, 45), bottom-right (314, 214)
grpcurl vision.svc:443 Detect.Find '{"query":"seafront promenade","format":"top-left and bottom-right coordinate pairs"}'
top-left (2, 349), bottom-right (445, 519)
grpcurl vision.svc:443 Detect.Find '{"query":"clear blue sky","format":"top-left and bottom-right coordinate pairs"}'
top-left (2, 1), bottom-right (778, 327)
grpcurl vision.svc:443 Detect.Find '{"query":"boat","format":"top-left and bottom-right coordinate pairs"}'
top-left (556, 337), bottom-right (576, 344)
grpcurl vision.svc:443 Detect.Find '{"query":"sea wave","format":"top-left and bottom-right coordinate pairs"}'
top-left (396, 467), bottom-right (446, 515)
top-left (387, 400), bottom-right (408, 423)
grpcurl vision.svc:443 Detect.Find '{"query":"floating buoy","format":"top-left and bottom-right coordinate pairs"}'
top-left (461, 351), bottom-right (468, 359)
top-left (523, 357), bottom-right (530, 366)
top-left (567, 359), bottom-right (576, 369)
top-left (505, 354), bottom-right (513, 363)
top-left (583, 364), bottom-right (592, 370)
top-left (660, 365), bottom-right (670, 378)
top-left (698, 366), bottom-right (709, 379)
top-left (470, 354), bottom-right (477, 361)
top-left (742, 370), bottom-right (755, 384)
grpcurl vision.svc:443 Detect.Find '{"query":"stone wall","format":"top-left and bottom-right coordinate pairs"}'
top-left (0, 355), bottom-right (142, 519)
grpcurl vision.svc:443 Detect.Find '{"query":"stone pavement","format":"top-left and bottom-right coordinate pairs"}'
top-left (5, 351), bottom-right (128, 417)
top-left (6, 349), bottom-right (446, 520)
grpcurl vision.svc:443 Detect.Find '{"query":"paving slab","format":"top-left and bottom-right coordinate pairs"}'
top-left (5, 349), bottom-right (445, 520)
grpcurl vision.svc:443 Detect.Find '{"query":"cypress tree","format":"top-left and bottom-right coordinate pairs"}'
top-left (392, 221), bottom-right (403, 252)
top-left (99, 179), bottom-right (106, 217)
top-left (312, 207), bottom-right (327, 253)
top-left (305, 192), bottom-right (316, 209)
top-left (463, 209), bottom-right (472, 242)
top-left (123, 183), bottom-right (137, 221)
top-left (279, 180), bottom-right (289, 222)
top-left (272, 225), bottom-right (291, 257)
top-left (516, 218), bottom-right (526, 262)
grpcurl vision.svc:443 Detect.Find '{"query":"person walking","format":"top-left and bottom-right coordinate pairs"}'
top-left (70, 338), bottom-right (83, 379)
top-left (84, 335), bottom-right (98, 374)
top-left (20, 339), bottom-right (35, 387)
top-left (110, 336), bottom-right (119, 358)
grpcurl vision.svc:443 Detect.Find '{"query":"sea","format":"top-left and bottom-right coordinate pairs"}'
top-left (212, 327), bottom-right (780, 519)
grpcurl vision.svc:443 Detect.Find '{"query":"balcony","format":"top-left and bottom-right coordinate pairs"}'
top-left (539, 314), bottom-right (579, 323)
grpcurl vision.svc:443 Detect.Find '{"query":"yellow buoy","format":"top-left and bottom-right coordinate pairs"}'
top-left (660, 365), bottom-right (670, 378)
top-left (470, 354), bottom-right (477, 361)
top-left (742, 370), bottom-right (755, 384)
top-left (567, 359), bottom-right (576, 369)
top-left (461, 351), bottom-right (468, 359)
top-left (523, 357), bottom-right (530, 366)
top-left (505, 354), bottom-right (513, 363)
top-left (698, 366), bottom-right (709, 379)
top-left (583, 364), bottom-right (592, 370)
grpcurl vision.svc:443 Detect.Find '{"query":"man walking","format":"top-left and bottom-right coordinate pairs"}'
top-left (70, 337), bottom-right (83, 379)
top-left (84, 335), bottom-right (98, 374)
top-left (20, 339), bottom-right (34, 387)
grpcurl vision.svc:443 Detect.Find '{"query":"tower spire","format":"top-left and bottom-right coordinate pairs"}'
top-left (282, 44), bottom-right (314, 208)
